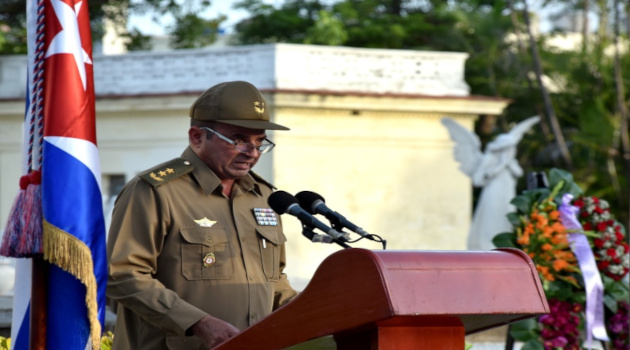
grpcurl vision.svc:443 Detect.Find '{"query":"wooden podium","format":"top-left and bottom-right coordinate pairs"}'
top-left (214, 248), bottom-right (549, 350)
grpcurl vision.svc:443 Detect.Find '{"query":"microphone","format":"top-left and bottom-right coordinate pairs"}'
top-left (295, 191), bottom-right (371, 238)
top-left (268, 191), bottom-right (350, 242)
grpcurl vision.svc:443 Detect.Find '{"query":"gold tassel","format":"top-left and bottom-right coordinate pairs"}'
top-left (43, 220), bottom-right (101, 350)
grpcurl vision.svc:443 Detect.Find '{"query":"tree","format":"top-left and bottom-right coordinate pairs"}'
top-left (233, 0), bottom-right (325, 44)
top-left (230, 0), bottom-right (630, 226)
top-left (0, 0), bottom-right (226, 53)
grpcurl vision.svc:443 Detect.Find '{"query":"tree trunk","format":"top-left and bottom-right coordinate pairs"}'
top-left (522, 0), bottom-right (574, 169)
top-left (390, 0), bottom-right (402, 16)
top-left (506, 0), bottom-right (551, 139)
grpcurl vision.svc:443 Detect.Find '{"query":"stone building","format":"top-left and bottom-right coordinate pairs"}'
top-left (0, 43), bottom-right (509, 289)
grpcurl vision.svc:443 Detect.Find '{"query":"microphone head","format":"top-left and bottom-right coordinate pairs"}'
top-left (295, 191), bottom-right (325, 214)
top-left (268, 191), bottom-right (299, 214)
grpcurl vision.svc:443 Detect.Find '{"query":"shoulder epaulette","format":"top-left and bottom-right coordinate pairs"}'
top-left (249, 170), bottom-right (276, 190)
top-left (139, 158), bottom-right (194, 188)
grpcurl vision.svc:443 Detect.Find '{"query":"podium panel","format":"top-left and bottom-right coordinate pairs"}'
top-left (213, 248), bottom-right (548, 350)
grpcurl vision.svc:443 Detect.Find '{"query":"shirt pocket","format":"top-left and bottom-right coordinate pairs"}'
top-left (256, 227), bottom-right (287, 282)
top-left (180, 227), bottom-right (234, 280)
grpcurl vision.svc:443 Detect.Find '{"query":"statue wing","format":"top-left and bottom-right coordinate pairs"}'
top-left (507, 115), bottom-right (541, 140)
top-left (486, 115), bottom-right (541, 151)
top-left (441, 117), bottom-right (483, 178)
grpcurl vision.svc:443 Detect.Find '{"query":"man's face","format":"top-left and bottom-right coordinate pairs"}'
top-left (191, 123), bottom-right (267, 180)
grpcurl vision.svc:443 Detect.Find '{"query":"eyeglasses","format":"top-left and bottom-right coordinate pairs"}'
top-left (200, 127), bottom-right (275, 154)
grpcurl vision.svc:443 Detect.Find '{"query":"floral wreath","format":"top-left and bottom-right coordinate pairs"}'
top-left (493, 168), bottom-right (629, 350)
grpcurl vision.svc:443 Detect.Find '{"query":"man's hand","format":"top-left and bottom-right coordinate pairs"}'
top-left (191, 315), bottom-right (240, 349)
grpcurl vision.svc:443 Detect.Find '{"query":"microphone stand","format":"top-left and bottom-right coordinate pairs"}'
top-left (301, 225), bottom-right (351, 249)
top-left (328, 219), bottom-right (387, 250)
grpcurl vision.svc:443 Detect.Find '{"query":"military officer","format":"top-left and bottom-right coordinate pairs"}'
top-left (107, 81), bottom-right (298, 350)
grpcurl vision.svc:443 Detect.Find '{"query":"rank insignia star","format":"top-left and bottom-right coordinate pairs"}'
top-left (150, 167), bottom-right (175, 181)
top-left (195, 217), bottom-right (217, 228)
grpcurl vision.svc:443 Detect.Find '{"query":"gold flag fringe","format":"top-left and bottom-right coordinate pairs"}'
top-left (43, 220), bottom-right (101, 350)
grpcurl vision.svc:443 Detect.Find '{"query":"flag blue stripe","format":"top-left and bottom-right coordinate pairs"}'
top-left (41, 140), bottom-right (107, 347)
top-left (47, 266), bottom-right (90, 349)
top-left (12, 303), bottom-right (30, 350)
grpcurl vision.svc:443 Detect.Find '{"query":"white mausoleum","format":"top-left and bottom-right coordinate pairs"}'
top-left (0, 43), bottom-right (509, 289)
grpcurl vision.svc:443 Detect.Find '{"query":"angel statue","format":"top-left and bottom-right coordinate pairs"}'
top-left (441, 116), bottom-right (541, 251)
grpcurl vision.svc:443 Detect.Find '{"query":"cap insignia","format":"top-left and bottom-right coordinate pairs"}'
top-left (254, 101), bottom-right (264, 114)
top-left (195, 217), bottom-right (216, 228)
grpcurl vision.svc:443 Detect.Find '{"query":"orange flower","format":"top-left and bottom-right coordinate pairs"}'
top-left (535, 216), bottom-right (549, 229)
top-left (551, 233), bottom-right (569, 245)
top-left (548, 210), bottom-right (560, 220)
top-left (542, 226), bottom-right (554, 238)
top-left (542, 243), bottom-right (553, 251)
top-left (552, 259), bottom-right (569, 271)
top-left (523, 223), bottom-right (534, 236)
top-left (550, 222), bottom-right (567, 234)
top-left (536, 265), bottom-right (555, 281)
top-left (555, 250), bottom-right (576, 262)
top-left (517, 235), bottom-right (530, 245)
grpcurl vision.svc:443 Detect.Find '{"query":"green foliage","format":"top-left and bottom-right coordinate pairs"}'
top-left (510, 318), bottom-right (540, 342)
top-left (492, 232), bottom-right (517, 248)
top-left (0, 0), bottom-right (223, 53)
top-left (0, 0), bottom-right (117, 54)
top-left (234, 0), bottom-right (323, 44)
top-left (0, 21), bottom-right (27, 54)
top-left (0, 336), bottom-right (8, 350)
top-left (101, 331), bottom-right (114, 350)
top-left (169, 13), bottom-right (226, 49)
top-left (304, 10), bottom-right (348, 45)
top-left (122, 28), bottom-right (154, 52)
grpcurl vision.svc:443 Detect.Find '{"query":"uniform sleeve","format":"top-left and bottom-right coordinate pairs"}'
top-left (106, 178), bottom-right (207, 337)
top-left (273, 242), bottom-right (299, 309)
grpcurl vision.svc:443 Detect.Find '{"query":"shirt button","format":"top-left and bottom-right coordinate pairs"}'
top-left (249, 275), bottom-right (254, 281)
top-left (206, 237), bottom-right (212, 242)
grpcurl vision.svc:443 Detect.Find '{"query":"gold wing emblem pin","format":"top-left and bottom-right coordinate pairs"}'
top-left (194, 217), bottom-right (216, 228)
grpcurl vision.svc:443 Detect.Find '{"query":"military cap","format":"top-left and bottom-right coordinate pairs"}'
top-left (189, 81), bottom-right (289, 130)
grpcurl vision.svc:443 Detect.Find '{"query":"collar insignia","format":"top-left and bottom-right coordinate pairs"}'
top-left (194, 217), bottom-right (216, 228)
top-left (253, 208), bottom-right (278, 226)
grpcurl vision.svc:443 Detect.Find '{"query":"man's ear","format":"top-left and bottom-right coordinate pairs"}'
top-left (189, 127), bottom-right (204, 149)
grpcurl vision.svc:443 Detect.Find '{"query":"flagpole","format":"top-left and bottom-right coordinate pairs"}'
top-left (30, 257), bottom-right (47, 350)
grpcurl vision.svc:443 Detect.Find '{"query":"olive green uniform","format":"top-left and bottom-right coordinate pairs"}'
top-left (107, 147), bottom-right (298, 350)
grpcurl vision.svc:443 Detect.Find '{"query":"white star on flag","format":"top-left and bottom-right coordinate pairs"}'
top-left (45, 0), bottom-right (92, 91)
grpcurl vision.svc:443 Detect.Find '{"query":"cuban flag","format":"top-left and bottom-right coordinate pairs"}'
top-left (9, 0), bottom-right (107, 349)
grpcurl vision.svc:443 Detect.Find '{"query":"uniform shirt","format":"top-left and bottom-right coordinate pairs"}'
top-left (107, 147), bottom-right (298, 350)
